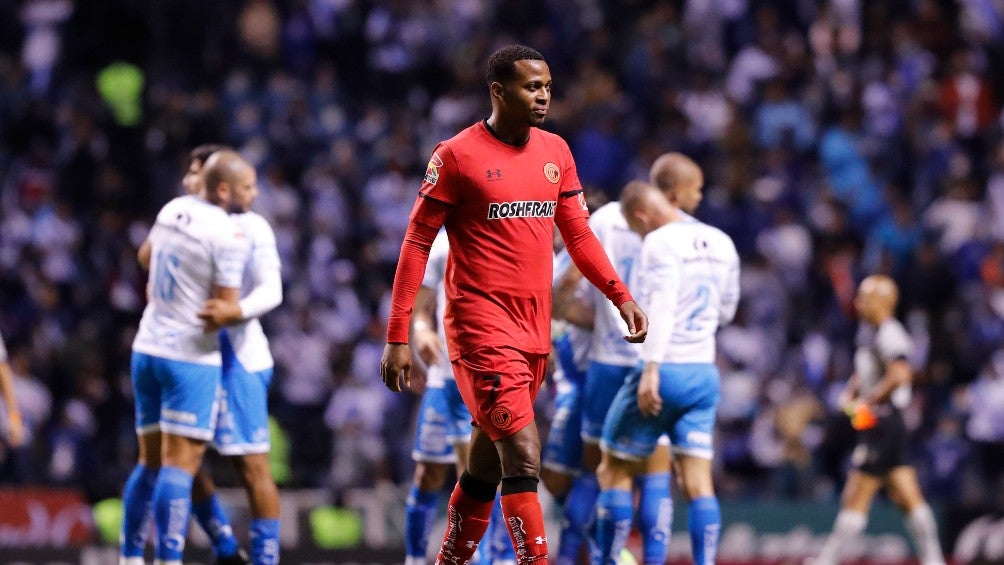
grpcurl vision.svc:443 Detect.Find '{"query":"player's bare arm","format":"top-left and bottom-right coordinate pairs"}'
top-left (138, 238), bottom-right (152, 270)
top-left (198, 285), bottom-right (243, 331)
top-left (412, 286), bottom-right (444, 367)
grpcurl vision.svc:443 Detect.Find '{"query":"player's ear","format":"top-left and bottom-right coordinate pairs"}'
top-left (490, 81), bottom-right (505, 104)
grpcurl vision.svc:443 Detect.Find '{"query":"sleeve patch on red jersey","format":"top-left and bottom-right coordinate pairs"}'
top-left (543, 162), bottom-right (561, 184)
top-left (424, 152), bottom-right (444, 185)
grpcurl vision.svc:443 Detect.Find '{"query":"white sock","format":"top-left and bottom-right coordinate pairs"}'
top-left (906, 504), bottom-right (946, 565)
top-left (813, 510), bottom-right (867, 565)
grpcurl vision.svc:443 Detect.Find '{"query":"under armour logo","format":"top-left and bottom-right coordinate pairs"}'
top-left (486, 168), bottom-right (503, 180)
top-left (535, 535), bottom-right (547, 545)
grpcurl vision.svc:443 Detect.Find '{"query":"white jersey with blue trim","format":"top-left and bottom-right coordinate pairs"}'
top-left (553, 249), bottom-right (592, 378)
top-left (224, 211), bottom-right (281, 373)
top-left (586, 202), bottom-right (642, 366)
top-left (638, 216), bottom-right (740, 364)
top-left (421, 229), bottom-right (453, 387)
top-left (133, 195), bottom-right (249, 365)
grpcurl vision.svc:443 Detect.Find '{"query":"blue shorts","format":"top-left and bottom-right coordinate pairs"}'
top-left (542, 379), bottom-right (582, 474)
top-left (602, 363), bottom-right (719, 461)
top-left (213, 333), bottom-right (273, 455)
top-left (131, 352), bottom-right (221, 441)
top-left (582, 362), bottom-right (634, 442)
top-left (412, 379), bottom-right (473, 463)
top-left (553, 334), bottom-right (587, 386)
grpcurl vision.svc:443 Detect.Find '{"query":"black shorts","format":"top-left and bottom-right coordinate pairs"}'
top-left (850, 406), bottom-right (908, 476)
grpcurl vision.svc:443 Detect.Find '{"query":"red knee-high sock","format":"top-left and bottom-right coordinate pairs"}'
top-left (501, 476), bottom-right (549, 564)
top-left (436, 472), bottom-right (497, 565)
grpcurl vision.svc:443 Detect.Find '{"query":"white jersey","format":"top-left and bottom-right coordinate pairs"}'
top-left (133, 196), bottom-right (248, 365)
top-left (638, 216), bottom-right (740, 364)
top-left (586, 202), bottom-right (642, 366)
top-left (222, 211), bottom-right (282, 373)
top-left (421, 230), bottom-right (453, 387)
top-left (854, 318), bottom-right (913, 409)
top-left (553, 249), bottom-right (592, 377)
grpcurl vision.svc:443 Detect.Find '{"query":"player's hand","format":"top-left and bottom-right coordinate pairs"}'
top-left (413, 326), bottom-right (444, 367)
top-left (843, 401), bottom-right (878, 431)
top-left (619, 301), bottom-right (648, 343)
top-left (7, 411), bottom-right (24, 447)
top-left (637, 364), bottom-right (662, 417)
top-left (381, 343), bottom-right (412, 393)
top-left (198, 299), bottom-right (244, 331)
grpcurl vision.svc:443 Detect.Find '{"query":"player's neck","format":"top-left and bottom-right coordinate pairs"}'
top-left (484, 116), bottom-right (530, 146)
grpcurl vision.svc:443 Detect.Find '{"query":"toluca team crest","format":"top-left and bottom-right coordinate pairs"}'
top-left (543, 162), bottom-right (560, 184)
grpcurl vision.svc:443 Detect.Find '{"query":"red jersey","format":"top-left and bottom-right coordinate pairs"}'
top-left (387, 121), bottom-right (632, 359)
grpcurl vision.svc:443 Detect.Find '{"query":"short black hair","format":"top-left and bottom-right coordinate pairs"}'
top-left (188, 143), bottom-right (231, 167)
top-left (486, 45), bottom-right (545, 86)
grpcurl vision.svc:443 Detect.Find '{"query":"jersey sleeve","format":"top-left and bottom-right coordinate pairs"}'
top-left (718, 235), bottom-right (741, 325)
top-left (554, 140), bottom-right (590, 223)
top-left (212, 221), bottom-right (250, 289)
top-left (422, 231), bottom-right (449, 290)
top-left (640, 235), bottom-right (681, 364)
top-left (418, 144), bottom-right (462, 207)
top-left (239, 217), bottom-right (283, 319)
top-left (877, 321), bottom-right (912, 362)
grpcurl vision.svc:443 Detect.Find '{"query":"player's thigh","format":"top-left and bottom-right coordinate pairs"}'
top-left (645, 438), bottom-right (672, 474)
top-left (582, 362), bottom-right (634, 443)
top-left (673, 453), bottom-right (714, 500)
top-left (841, 470), bottom-right (883, 513)
top-left (452, 346), bottom-right (547, 442)
top-left (600, 371), bottom-right (665, 463)
top-left (885, 465), bottom-right (926, 512)
top-left (214, 363), bottom-right (272, 456)
top-left (542, 380), bottom-right (583, 477)
top-left (154, 356), bottom-right (221, 442)
top-left (411, 385), bottom-right (458, 466)
top-left (131, 352), bottom-right (162, 439)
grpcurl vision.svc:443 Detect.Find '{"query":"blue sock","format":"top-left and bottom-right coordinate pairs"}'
top-left (488, 494), bottom-right (515, 561)
top-left (250, 518), bottom-right (280, 565)
top-left (594, 489), bottom-right (633, 565)
top-left (152, 466), bottom-right (194, 561)
top-left (405, 486), bottom-right (439, 560)
top-left (120, 464), bottom-right (158, 558)
top-left (556, 508), bottom-right (584, 565)
top-left (636, 473), bottom-right (672, 565)
top-left (564, 472), bottom-right (600, 550)
top-left (192, 494), bottom-right (239, 558)
top-left (688, 496), bottom-right (721, 565)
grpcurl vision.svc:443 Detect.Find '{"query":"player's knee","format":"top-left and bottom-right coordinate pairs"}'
top-left (500, 446), bottom-right (540, 478)
top-left (235, 454), bottom-right (274, 489)
top-left (414, 462), bottom-right (447, 492)
top-left (678, 470), bottom-right (713, 501)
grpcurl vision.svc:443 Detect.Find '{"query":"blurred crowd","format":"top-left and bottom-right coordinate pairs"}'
top-left (0, 0), bottom-right (1001, 512)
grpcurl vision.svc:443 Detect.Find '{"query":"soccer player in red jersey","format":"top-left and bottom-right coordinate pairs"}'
top-left (380, 45), bottom-right (649, 564)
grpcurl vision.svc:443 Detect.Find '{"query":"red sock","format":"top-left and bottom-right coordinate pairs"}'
top-left (436, 474), bottom-right (495, 565)
top-left (501, 477), bottom-right (549, 564)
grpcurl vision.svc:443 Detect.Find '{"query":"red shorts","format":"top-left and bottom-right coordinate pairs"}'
top-left (452, 346), bottom-right (549, 441)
